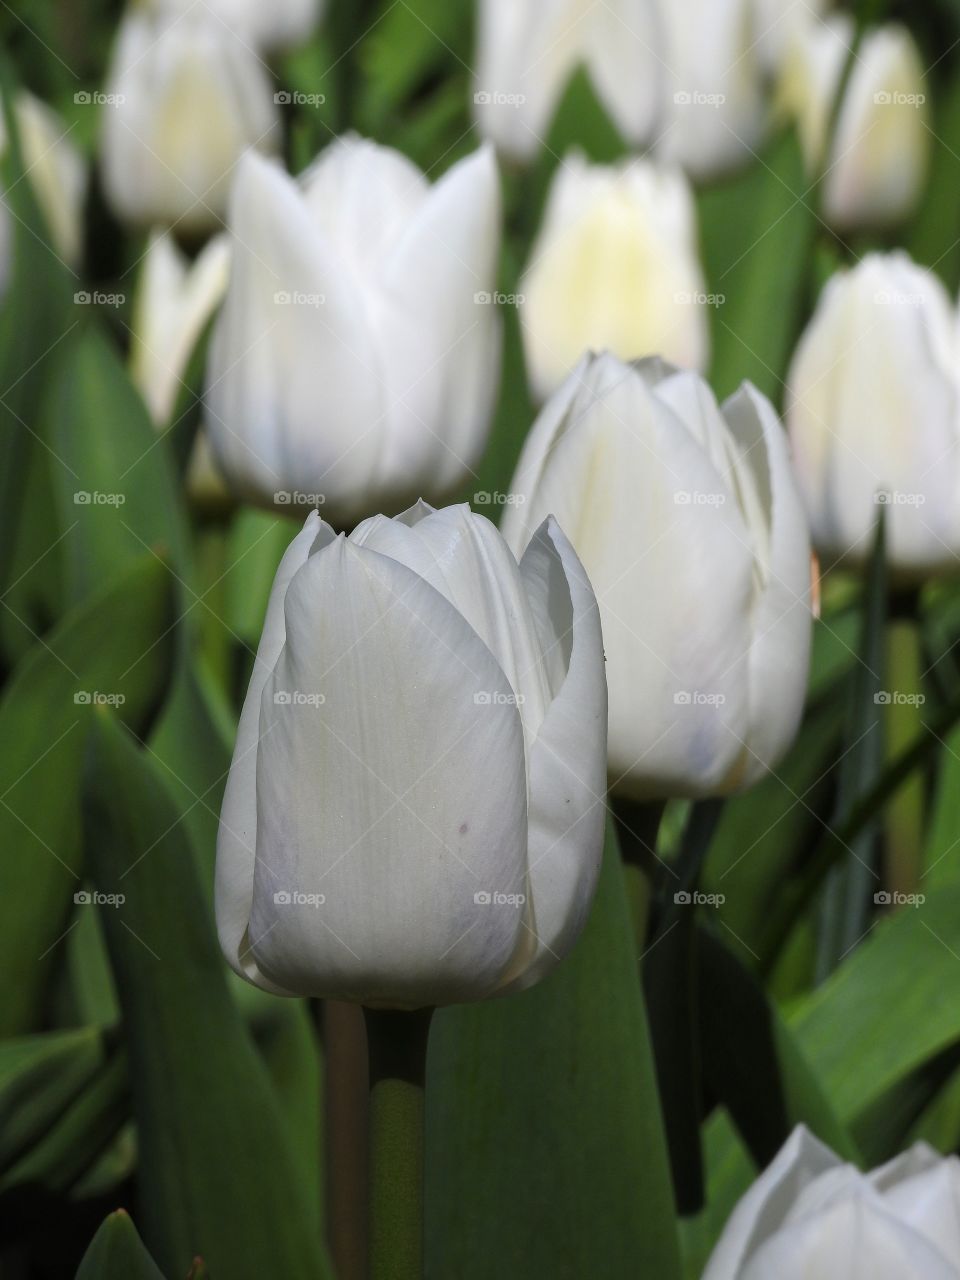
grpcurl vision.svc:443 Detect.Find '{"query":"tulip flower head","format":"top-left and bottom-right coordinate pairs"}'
top-left (519, 153), bottom-right (709, 402)
top-left (786, 253), bottom-right (960, 581)
top-left (205, 138), bottom-right (503, 526)
top-left (779, 16), bottom-right (929, 230)
top-left (101, 6), bottom-right (281, 234)
top-left (151, 0), bottom-right (323, 51)
top-left (215, 502), bottom-right (608, 1008)
top-left (503, 353), bottom-right (812, 800)
top-left (704, 1125), bottom-right (960, 1279)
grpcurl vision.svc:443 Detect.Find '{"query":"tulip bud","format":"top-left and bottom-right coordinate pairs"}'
top-left (704, 1125), bottom-right (960, 1279)
top-left (0, 92), bottom-right (87, 273)
top-left (205, 137), bottom-right (503, 526)
top-left (786, 253), bottom-right (960, 581)
top-left (151, 0), bottom-right (323, 51)
top-left (779, 16), bottom-right (929, 230)
top-left (503, 353), bottom-right (812, 800)
top-left (131, 230), bottom-right (230, 426)
top-left (472, 0), bottom-right (663, 162)
top-left (215, 502), bottom-right (607, 1007)
top-left (655, 0), bottom-right (768, 180)
top-left (519, 153), bottom-right (708, 402)
top-left (100, 8), bottom-right (281, 234)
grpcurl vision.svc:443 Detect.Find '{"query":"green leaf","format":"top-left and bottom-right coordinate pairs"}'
top-left (44, 325), bottom-right (189, 607)
top-left (74, 1210), bottom-right (165, 1280)
top-left (82, 713), bottom-right (330, 1280)
top-left (907, 72), bottom-right (960, 290)
top-left (698, 129), bottom-right (815, 406)
top-left (0, 554), bottom-right (175, 1034)
top-left (426, 821), bottom-right (682, 1280)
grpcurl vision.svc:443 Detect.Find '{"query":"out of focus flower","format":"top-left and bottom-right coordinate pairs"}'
top-left (704, 1125), bottom-right (960, 1279)
top-left (216, 502), bottom-right (607, 1007)
top-left (152, 0), bottom-right (323, 50)
top-left (472, 0), bottom-right (662, 162)
top-left (518, 152), bottom-right (708, 402)
top-left (206, 137), bottom-right (502, 526)
top-left (131, 230), bottom-right (230, 426)
top-left (0, 92), bottom-right (87, 275)
top-left (503, 353), bottom-right (811, 800)
top-left (101, 7), bottom-right (280, 234)
top-left (751, 0), bottom-right (831, 74)
top-left (779, 15), bottom-right (929, 229)
top-left (786, 253), bottom-right (960, 580)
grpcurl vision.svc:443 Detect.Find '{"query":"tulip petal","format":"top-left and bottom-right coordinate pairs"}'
top-left (215, 509), bottom-right (333, 993)
top-left (247, 538), bottom-right (530, 1006)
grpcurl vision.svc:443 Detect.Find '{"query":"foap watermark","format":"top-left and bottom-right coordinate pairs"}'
top-left (474, 290), bottom-right (524, 307)
top-left (74, 89), bottom-right (125, 107)
top-left (874, 890), bottom-right (925, 907)
top-left (74, 690), bottom-right (126, 707)
top-left (673, 90), bottom-right (727, 107)
top-left (674, 690), bottom-right (726, 707)
top-left (674, 890), bottom-right (725, 906)
top-left (473, 889), bottom-right (526, 907)
top-left (875, 488), bottom-right (925, 507)
top-left (874, 690), bottom-right (926, 707)
top-left (275, 89), bottom-right (326, 108)
top-left (474, 90), bottom-right (527, 107)
top-left (274, 690), bottom-right (326, 707)
top-left (674, 490), bottom-right (726, 506)
top-left (474, 690), bottom-right (525, 706)
top-left (873, 90), bottom-right (925, 106)
top-left (674, 290), bottom-right (725, 307)
top-left (874, 289), bottom-right (925, 307)
top-left (74, 290), bottom-right (124, 308)
top-left (74, 889), bottom-right (125, 907)
top-left (74, 491), bottom-right (126, 506)
top-left (274, 490), bottom-right (326, 507)
top-left (274, 290), bottom-right (325, 308)
top-left (273, 890), bottom-right (326, 907)
top-left (473, 490), bottom-right (525, 507)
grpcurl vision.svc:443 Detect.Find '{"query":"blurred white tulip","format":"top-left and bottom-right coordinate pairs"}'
top-left (131, 230), bottom-right (231, 426)
top-left (751, 0), bottom-right (831, 74)
top-left (779, 15), bottom-right (929, 229)
top-left (472, 0), bottom-right (663, 162)
top-left (101, 7), bottom-right (280, 234)
top-left (503, 353), bottom-right (811, 800)
top-left (152, 0), bottom-right (323, 50)
top-left (205, 137), bottom-right (502, 525)
top-left (654, 0), bottom-right (769, 180)
top-left (519, 152), bottom-right (709, 402)
top-left (705, 1125), bottom-right (960, 1279)
top-left (216, 502), bottom-right (607, 1007)
top-left (0, 92), bottom-right (87, 275)
top-left (786, 253), bottom-right (960, 580)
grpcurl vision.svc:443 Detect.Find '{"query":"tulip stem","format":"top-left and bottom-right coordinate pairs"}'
top-left (364, 1006), bottom-right (433, 1280)
top-left (884, 595), bottom-right (926, 896)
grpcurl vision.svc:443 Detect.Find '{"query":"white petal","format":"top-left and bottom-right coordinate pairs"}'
top-left (876, 1152), bottom-right (960, 1268)
top-left (581, 0), bottom-right (663, 142)
top-left (215, 510), bottom-right (333, 993)
top-left (247, 538), bottom-right (530, 1006)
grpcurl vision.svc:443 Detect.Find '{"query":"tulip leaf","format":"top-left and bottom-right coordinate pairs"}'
top-left (698, 128), bottom-right (815, 406)
top-left (82, 712), bottom-right (330, 1280)
top-left (0, 554), bottom-right (175, 1035)
top-left (908, 71), bottom-right (960, 290)
top-left (44, 324), bottom-right (189, 607)
top-left (74, 1210), bottom-right (165, 1280)
top-left (426, 821), bottom-right (682, 1280)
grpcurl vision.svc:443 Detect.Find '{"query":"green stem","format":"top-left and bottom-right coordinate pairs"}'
top-left (610, 799), bottom-right (665, 945)
top-left (364, 1006), bottom-right (433, 1280)
top-left (884, 602), bottom-right (925, 896)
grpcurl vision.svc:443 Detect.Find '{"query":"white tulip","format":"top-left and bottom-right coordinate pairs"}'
top-left (151, 0), bottom-right (323, 50)
top-left (101, 7), bottom-right (280, 234)
top-left (215, 502), bottom-right (607, 1007)
top-left (786, 253), bottom-right (960, 580)
top-left (131, 230), bottom-right (231, 426)
top-left (704, 1125), bottom-right (960, 1279)
top-left (502, 353), bottom-right (811, 800)
top-left (779, 16), bottom-right (929, 229)
top-left (751, 0), bottom-right (831, 74)
top-left (654, 0), bottom-right (769, 180)
top-left (0, 92), bottom-right (87, 274)
top-left (519, 153), bottom-right (708, 402)
top-left (205, 137), bottom-right (502, 525)
top-left (472, 0), bottom-right (663, 162)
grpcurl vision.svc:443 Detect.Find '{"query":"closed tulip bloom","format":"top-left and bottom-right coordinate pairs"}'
top-left (779, 16), bottom-right (929, 230)
top-left (473, 0), bottom-right (662, 162)
top-left (503, 353), bottom-right (811, 800)
top-left (101, 7), bottom-right (280, 234)
top-left (786, 253), bottom-right (960, 579)
top-left (215, 502), bottom-right (607, 1007)
top-left (131, 230), bottom-right (230, 426)
top-left (205, 138), bottom-right (502, 524)
top-left (152, 0), bottom-right (323, 50)
top-left (519, 153), bottom-right (708, 402)
top-left (705, 1125), bottom-right (960, 1279)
